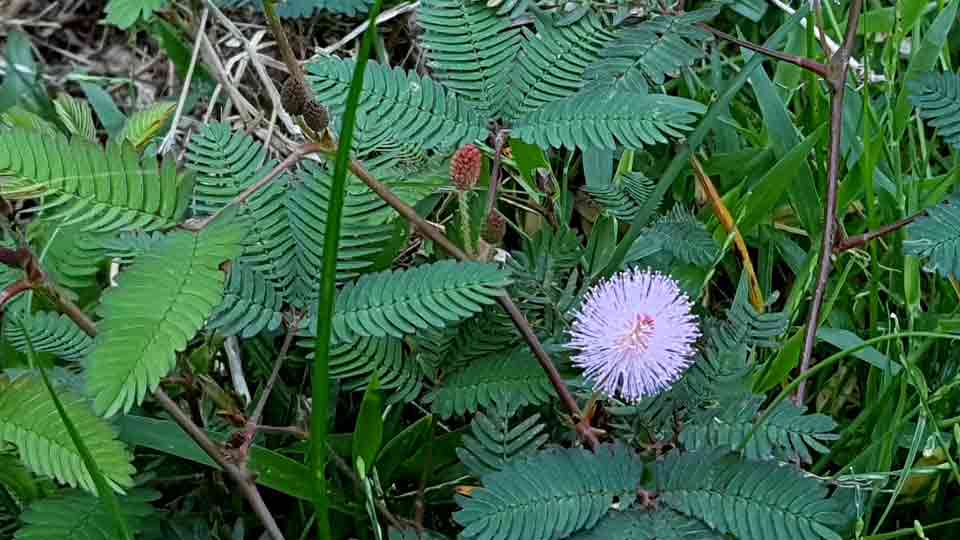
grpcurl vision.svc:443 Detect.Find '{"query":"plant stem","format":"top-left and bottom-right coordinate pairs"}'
top-left (833, 213), bottom-right (924, 253)
top-left (796, 0), bottom-right (864, 404)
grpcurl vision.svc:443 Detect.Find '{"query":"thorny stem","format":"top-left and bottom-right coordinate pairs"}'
top-left (797, 0), bottom-right (864, 404)
top-left (485, 129), bottom-right (509, 218)
top-left (242, 312), bottom-right (303, 453)
top-left (834, 213), bottom-right (924, 253)
top-left (700, 24), bottom-right (829, 78)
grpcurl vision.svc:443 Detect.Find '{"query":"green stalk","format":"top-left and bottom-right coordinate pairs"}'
top-left (19, 325), bottom-right (132, 540)
top-left (310, 2), bottom-right (383, 538)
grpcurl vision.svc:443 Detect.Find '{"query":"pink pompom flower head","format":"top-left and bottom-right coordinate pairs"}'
top-left (567, 268), bottom-right (700, 403)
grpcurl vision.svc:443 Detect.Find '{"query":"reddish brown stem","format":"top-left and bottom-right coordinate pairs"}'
top-left (834, 213), bottom-right (922, 253)
top-left (485, 129), bottom-right (509, 218)
top-left (797, 0), bottom-right (864, 404)
top-left (700, 24), bottom-right (829, 78)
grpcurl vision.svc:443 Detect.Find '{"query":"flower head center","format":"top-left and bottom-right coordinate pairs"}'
top-left (617, 313), bottom-right (656, 354)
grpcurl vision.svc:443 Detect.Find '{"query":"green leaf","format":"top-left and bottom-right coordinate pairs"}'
top-left (456, 401), bottom-right (547, 477)
top-left (817, 328), bottom-right (901, 373)
top-left (103, 0), bottom-right (170, 29)
top-left (15, 488), bottom-right (157, 540)
top-left (53, 94), bottom-right (95, 141)
top-left (894, 0), bottom-right (959, 139)
top-left (656, 451), bottom-right (852, 540)
top-left (116, 415), bottom-right (313, 500)
top-left (455, 444), bottom-right (644, 540)
top-left (908, 71), bottom-right (960, 150)
top-left (737, 124), bottom-right (825, 233)
top-left (905, 192), bottom-right (960, 279)
top-left (376, 415), bottom-right (433, 485)
top-left (568, 508), bottom-right (723, 540)
top-left (332, 260), bottom-right (512, 344)
top-left (419, 0), bottom-right (523, 116)
top-left (429, 345), bottom-right (553, 418)
top-left (117, 102), bottom-right (175, 150)
top-left (3, 311), bottom-right (93, 363)
top-left (87, 214), bottom-right (245, 416)
top-left (513, 89), bottom-right (705, 151)
top-left (307, 57), bottom-right (487, 151)
top-left (0, 130), bottom-right (190, 232)
top-left (353, 374), bottom-right (383, 471)
top-left (79, 82), bottom-right (127, 137)
top-left (0, 375), bottom-right (135, 493)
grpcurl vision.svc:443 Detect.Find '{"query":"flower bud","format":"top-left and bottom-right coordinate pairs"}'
top-left (482, 210), bottom-right (506, 244)
top-left (450, 144), bottom-right (482, 191)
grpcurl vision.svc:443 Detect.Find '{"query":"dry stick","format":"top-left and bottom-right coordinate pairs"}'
top-left (159, 8), bottom-right (209, 155)
top-left (689, 155), bottom-right (765, 313)
top-left (318, 1), bottom-right (420, 55)
top-left (796, 0), bottom-right (864, 405)
top-left (243, 313), bottom-right (303, 449)
top-left (4, 251), bottom-right (288, 540)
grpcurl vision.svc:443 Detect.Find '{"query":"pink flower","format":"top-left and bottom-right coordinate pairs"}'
top-left (568, 268), bottom-right (699, 402)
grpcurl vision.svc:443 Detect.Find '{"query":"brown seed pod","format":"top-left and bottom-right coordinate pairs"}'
top-left (302, 99), bottom-right (329, 132)
top-left (280, 76), bottom-right (308, 115)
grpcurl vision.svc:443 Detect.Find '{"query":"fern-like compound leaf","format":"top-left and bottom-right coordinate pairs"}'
top-left (38, 225), bottom-right (106, 293)
top-left (332, 260), bottom-right (512, 344)
top-left (513, 89), bottom-right (705, 150)
top-left (569, 508), bottom-right (723, 540)
top-left (288, 162), bottom-right (396, 300)
top-left (87, 214), bottom-right (245, 416)
top-left (419, 0), bottom-right (523, 117)
top-left (655, 451), bottom-right (852, 540)
top-left (908, 71), bottom-right (960, 150)
top-left (4, 311), bottom-right (93, 363)
top-left (455, 443), bottom-right (644, 540)
top-left (0, 130), bottom-right (190, 232)
top-left (117, 101), bottom-right (175, 150)
top-left (905, 193), bottom-right (960, 279)
top-left (0, 375), bottom-right (135, 494)
top-left (681, 395), bottom-right (838, 463)
top-left (102, 231), bottom-right (165, 265)
top-left (53, 94), bottom-right (96, 141)
top-left (429, 346), bottom-right (552, 417)
top-left (584, 172), bottom-right (654, 220)
top-left (627, 204), bottom-right (718, 267)
top-left (208, 261), bottom-right (283, 338)
top-left (187, 123), bottom-right (296, 290)
top-left (456, 401), bottom-right (548, 476)
top-left (300, 334), bottom-right (422, 403)
top-left (507, 12), bottom-right (618, 120)
top-left (14, 488), bottom-right (158, 540)
top-left (307, 58), bottom-right (487, 150)
top-left (584, 7), bottom-right (718, 93)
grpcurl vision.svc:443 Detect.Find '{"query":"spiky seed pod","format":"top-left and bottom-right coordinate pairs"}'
top-left (482, 210), bottom-right (506, 244)
top-left (302, 99), bottom-right (329, 132)
top-left (280, 77), bottom-right (309, 115)
top-left (450, 144), bottom-right (482, 191)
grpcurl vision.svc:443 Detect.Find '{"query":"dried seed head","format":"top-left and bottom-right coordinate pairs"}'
top-left (280, 76), bottom-right (309, 115)
top-left (482, 210), bottom-right (506, 244)
top-left (302, 99), bottom-right (329, 132)
top-left (450, 144), bottom-right (482, 191)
